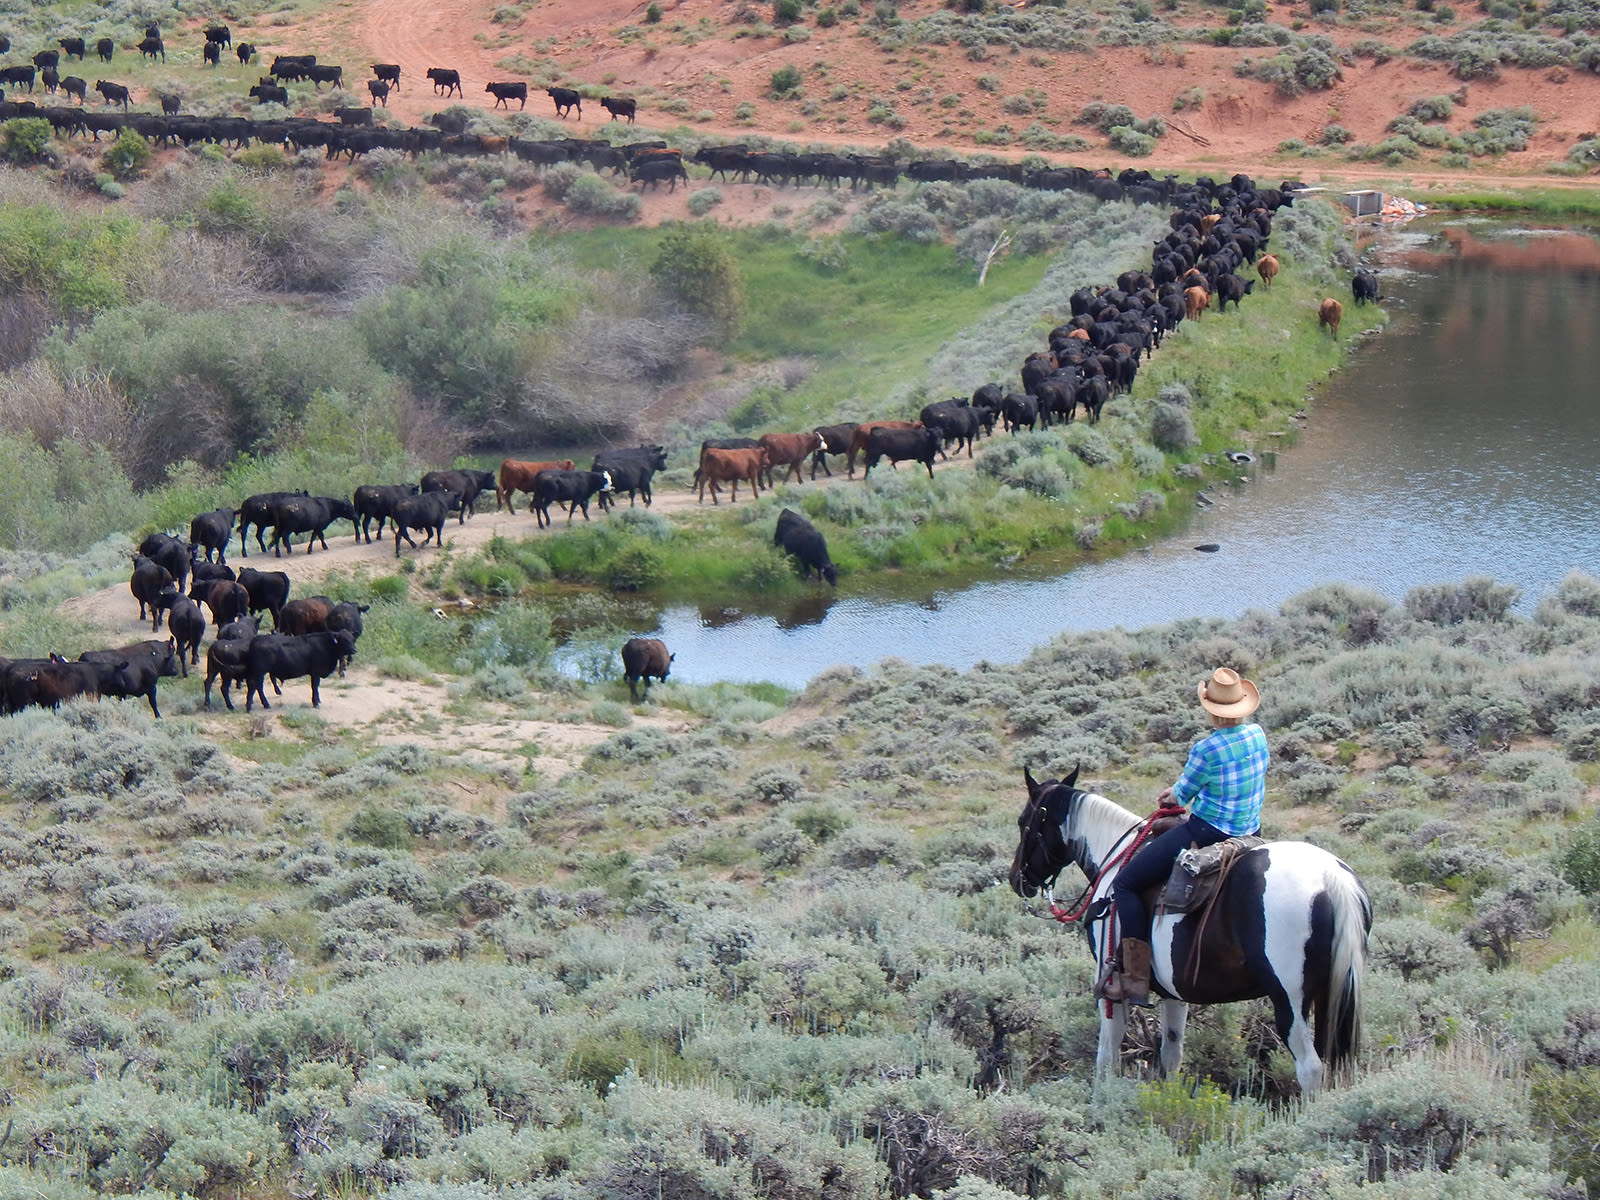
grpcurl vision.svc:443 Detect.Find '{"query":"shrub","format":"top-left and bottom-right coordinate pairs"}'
top-left (686, 187), bottom-right (724, 217)
top-left (1151, 401), bottom-right (1197, 450)
top-left (1108, 126), bottom-right (1157, 156)
top-left (1320, 123), bottom-right (1353, 144)
top-left (1, 118), bottom-right (53, 163)
top-left (563, 174), bottom-right (643, 219)
top-left (770, 64), bottom-right (803, 96)
top-left (1077, 102), bottom-right (1136, 132)
top-left (1558, 814), bottom-right (1600, 896)
top-left (101, 129), bottom-right (152, 180)
top-left (651, 225), bottom-right (746, 338)
top-left (774, 0), bottom-right (804, 21)
top-left (1403, 576), bottom-right (1518, 625)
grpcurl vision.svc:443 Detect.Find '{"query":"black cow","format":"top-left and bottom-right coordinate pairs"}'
top-left (238, 491), bottom-right (308, 555)
top-left (0, 65), bottom-right (35, 92)
top-left (270, 54), bottom-right (315, 79)
top-left (40, 66), bottom-right (58, 94)
top-left (593, 445), bottom-right (667, 509)
top-left (1214, 273), bottom-right (1254, 313)
top-left (130, 557), bottom-right (179, 629)
top-left (160, 92), bottom-right (180, 114)
top-left (391, 492), bottom-right (454, 556)
top-left (95, 38), bottom-right (113, 63)
top-left (421, 468), bottom-right (495, 521)
top-left (205, 25), bottom-right (231, 47)
top-left (1002, 392), bottom-right (1038, 434)
top-left (1353, 268), bottom-right (1379, 305)
top-left (33, 50), bottom-right (58, 70)
top-left (236, 567), bottom-right (290, 627)
top-left (249, 82), bottom-right (288, 106)
top-left (633, 157), bottom-right (687, 191)
top-left (203, 41), bottom-right (220, 66)
top-left (268, 496), bottom-right (356, 556)
top-left (547, 85), bottom-right (581, 119)
top-left (531, 469), bottom-right (613, 528)
top-left (166, 597), bottom-right (206, 675)
top-left (245, 630), bottom-right (355, 711)
top-left (620, 637), bottom-right (673, 702)
top-left (306, 64), bottom-right (343, 90)
top-left (325, 601), bottom-right (368, 675)
top-left (864, 426), bottom-right (939, 479)
top-left (189, 507), bottom-right (235, 562)
top-left (136, 36), bottom-right (163, 62)
top-left (426, 67), bottom-right (462, 97)
top-left (334, 105), bottom-right (371, 125)
top-left (600, 95), bottom-right (636, 122)
top-left (57, 74), bottom-right (85, 103)
top-left (775, 508), bottom-right (837, 586)
top-left (237, 43), bottom-right (255, 64)
top-left (81, 639), bottom-right (179, 718)
top-left (138, 532), bottom-right (192, 592)
top-left (188, 560), bottom-right (236, 601)
top-left (486, 80), bottom-right (527, 109)
top-left (810, 422), bottom-right (859, 480)
top-left (58, 37), bottom-right (85, 61)
top-left (204, 634), bottom-right (253, 710)
top-left (205, 580), bottom-right (251, 628)
top-left (373, 63), bottom-right (400, 90)
top-left (353, 483), bottom-right (418, 543)
top-left (94, 79), bottom-right (130, 108)
top-left (367, 79), bottom-right (389, 106)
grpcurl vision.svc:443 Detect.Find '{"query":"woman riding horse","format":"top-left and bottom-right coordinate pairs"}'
top-left (1101, 667), bottom-right (1269, 1005)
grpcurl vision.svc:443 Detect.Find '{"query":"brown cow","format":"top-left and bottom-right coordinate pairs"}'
top-left (620, 637), bottom-right (673, 702)
top-left (1067, 327), bottom-right (1090, 341)
top-left (497, 458), bottom-right (576, 512)
top-left (697, 447), bottom-right (767, 504)
top-left (1256, 254), bottom-right (1280, 289)
top-left (1199, 213), bottom-right (1223, 234)
top-left (279, 595), bottom-right (336, 636)
top-left (1318, 297), bottom-right (1343, 338)
top-left (846, 420), bottom-right (920, 478)
top-left (1184, 286), bottom-right (1210, 321)
top-left (757, 431), bottom-right (824, 486)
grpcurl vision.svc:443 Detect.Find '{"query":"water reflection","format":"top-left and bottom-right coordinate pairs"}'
top-left (625, 219), bottom-right (1600, 689)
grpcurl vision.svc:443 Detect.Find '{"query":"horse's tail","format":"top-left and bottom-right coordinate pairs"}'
top-left (1317, 862), bottom-right (1372, 1080)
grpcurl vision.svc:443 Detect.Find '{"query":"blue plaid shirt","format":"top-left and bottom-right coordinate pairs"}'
top-left (1171, 723), bottom-right (1269, 836)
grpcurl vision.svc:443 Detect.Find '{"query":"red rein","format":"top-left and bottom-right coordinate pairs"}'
top-left (1047, 802), bottom-right (1187, 925)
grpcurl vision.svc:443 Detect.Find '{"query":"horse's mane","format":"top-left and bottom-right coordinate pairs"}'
top-left (1067, 788), bottom-right (1143, 873)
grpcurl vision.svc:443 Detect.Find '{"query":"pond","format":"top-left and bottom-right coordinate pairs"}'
top-left (605, 218), bottom-right (1600, 689)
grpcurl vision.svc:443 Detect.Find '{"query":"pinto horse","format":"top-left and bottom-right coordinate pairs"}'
top-left (1009, 767), bottom-right (1370, 1094)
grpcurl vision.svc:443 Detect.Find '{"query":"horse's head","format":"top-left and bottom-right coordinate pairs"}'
top-left (1008, 765), bottom-right (1084, 898)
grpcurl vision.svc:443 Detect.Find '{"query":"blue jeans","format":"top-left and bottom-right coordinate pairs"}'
top-left (1112, 815), bottom-right (1237, 943)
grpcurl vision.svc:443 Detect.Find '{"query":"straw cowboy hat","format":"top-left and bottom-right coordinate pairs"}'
top-left (1198, 667), bottom-right (1259, 719)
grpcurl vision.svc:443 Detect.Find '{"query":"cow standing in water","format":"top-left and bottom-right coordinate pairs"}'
top-left (621, 638), bottom-right (673, 702)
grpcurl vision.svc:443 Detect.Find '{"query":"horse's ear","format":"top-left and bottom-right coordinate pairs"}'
top-left (1024, 766), bottom-right (1041, 799)
top-left (1063, 763), bottom-right (1081, 789)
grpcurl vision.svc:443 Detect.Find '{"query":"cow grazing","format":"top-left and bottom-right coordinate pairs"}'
top-left (620, 637), bottom-right (673, 702)
top-left (95, 37), bottom-right (114, 63)
top-left (846, 420), bottom-right (919, 478)
top-left (531, 469), bottom-right (613, 528)
top-left (421, 468), bottom-right (496, 521)
top-left (205, 580), bottom-right (251, 628)
top-left (81, 639), bottom-right (179, 717)
top-left (130, 557), bottom-right (179, 629)
top-left (236, 567), bottom-right (291, 627)
top-left (697, 447), bottom-right (767, 504)
top-left (1353, 268), bottom-right (1378, 305)
top-left (391, 491), bottom-right (455, 555)
top-left (136, 36), bottom-right (163, 62)
top-left (547, 85), bottom-right (581, 119)
top-left (758, 432), bottom-right (824, 486)
top-left (166, 598), bottom-right (206, 675)
top-left (353, 483), bottom-right (419, 542)
top-left (1319, 297), bottom-right (1343, 338)
top-left (600, 96), bottom-right (636, 122)
top-left (367, 79), bottom-right (389, 106)
top-left (810, 422), bottom-right (859, 479)
top-left (426, 67), bottom-right (462, 97)
top-left (372, 63), bottom-right (400, 90)
top-left (95, 79), bottom-right (130, 108)
top-left (189, 507), bottom-right (235, 562)
top-left (774, 508), bottom-right (837, 586)
top-left (486, 81), bottom-right (527, 109)
top-left (202, 41), bottom-right (220, 66)
top-left (1256, 253), bottom-right (1280, 289)
top-left (268, 496), bottom-right (356, 556)
top-left (496, 459), bottom-right (575, 512)
top-left (205, 25), bottom-right (231, 47)
top-left (245, 630), bottom-right (355, 711)
top-left (864, 426), bottom-right (939, 480)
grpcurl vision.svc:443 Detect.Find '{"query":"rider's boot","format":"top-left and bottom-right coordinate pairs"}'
top-left (1098, 938), bottom-right (1153, 1006)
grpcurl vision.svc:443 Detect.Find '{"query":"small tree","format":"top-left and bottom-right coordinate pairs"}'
top-left (101, 128), bottom-right (152, 179)
top-left (1, 117), bottom-right (53, 163)
top-left (770, 63), bottom-right (803, 97)
top-left (649, 226), bottom-right (746, 339)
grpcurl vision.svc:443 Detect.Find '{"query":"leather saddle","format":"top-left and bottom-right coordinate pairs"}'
top-left (1155, 835), bottom-right (1265, 915)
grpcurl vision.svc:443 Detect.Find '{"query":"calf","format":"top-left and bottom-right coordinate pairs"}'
top-left (160, 92), bottom-right (180, 114)
top-left (810, 423), bottom-right (858, 480)
top-left (205, 25), bottom-right (232, 47)
top-left (33, 50), bottom-right (59, 70)
top-left (166, 597), bottom-right (206, 675)
top-left (188, 560), bottom-right (236, 601)
top-left (1318, 297), bottom-right (1343, 338)
top-left (593, 445), bottom-right (667, 510)
top-left (620, 637), bottom-right (673, 702)
top-left (245, 630), bottom-right (356, 711)
top-left (1002, 391), bottom-right (1038, 434)
top-left (486, 81), bottom-right (527, 109)
top-left (497, 459), bottom-right (575, 512)
top-left (189, 507), bottom-right (236, 563)
top-left (237, 43), bottom-right (255, 64)
top-left (1352, 268), bottom-right (1378, 305)
top-left (864, 426), bottom-right (939, 480)
top-left (82, 639), bottom-right (180, 716)
top-left (325, 601), bottom-right (368, 675)
top-left (1214, 273), bottom-right (1254, 313)
top-left (58, 37), bottom-right (86, 61)
top-left (696, 447), bottom-right (766, 505)
top-left (204, 620), bottom-right (257, 710)
top-left (392, 491), bottom-right (455, 555)
top-left (306, 64), bottom-right (343, 90)
top-left (600, 95), bottom-right (636, 123)
top-left (1183, 286), bottom-right (1209, 321)
top-left (61, 75), bottom-right (86, 103)
top-left (546, 85), bottom-right (581, 119)
top-left (774, 508), bottom-right (837, 586)
top-left (278, 595), bottom-right (335, 636)
top-left (236, 567), bottom-right (291, 627)
top-left (367, 79), bottom-right (389, 106)
top-left (0, 65), bottom-right (35, 92)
